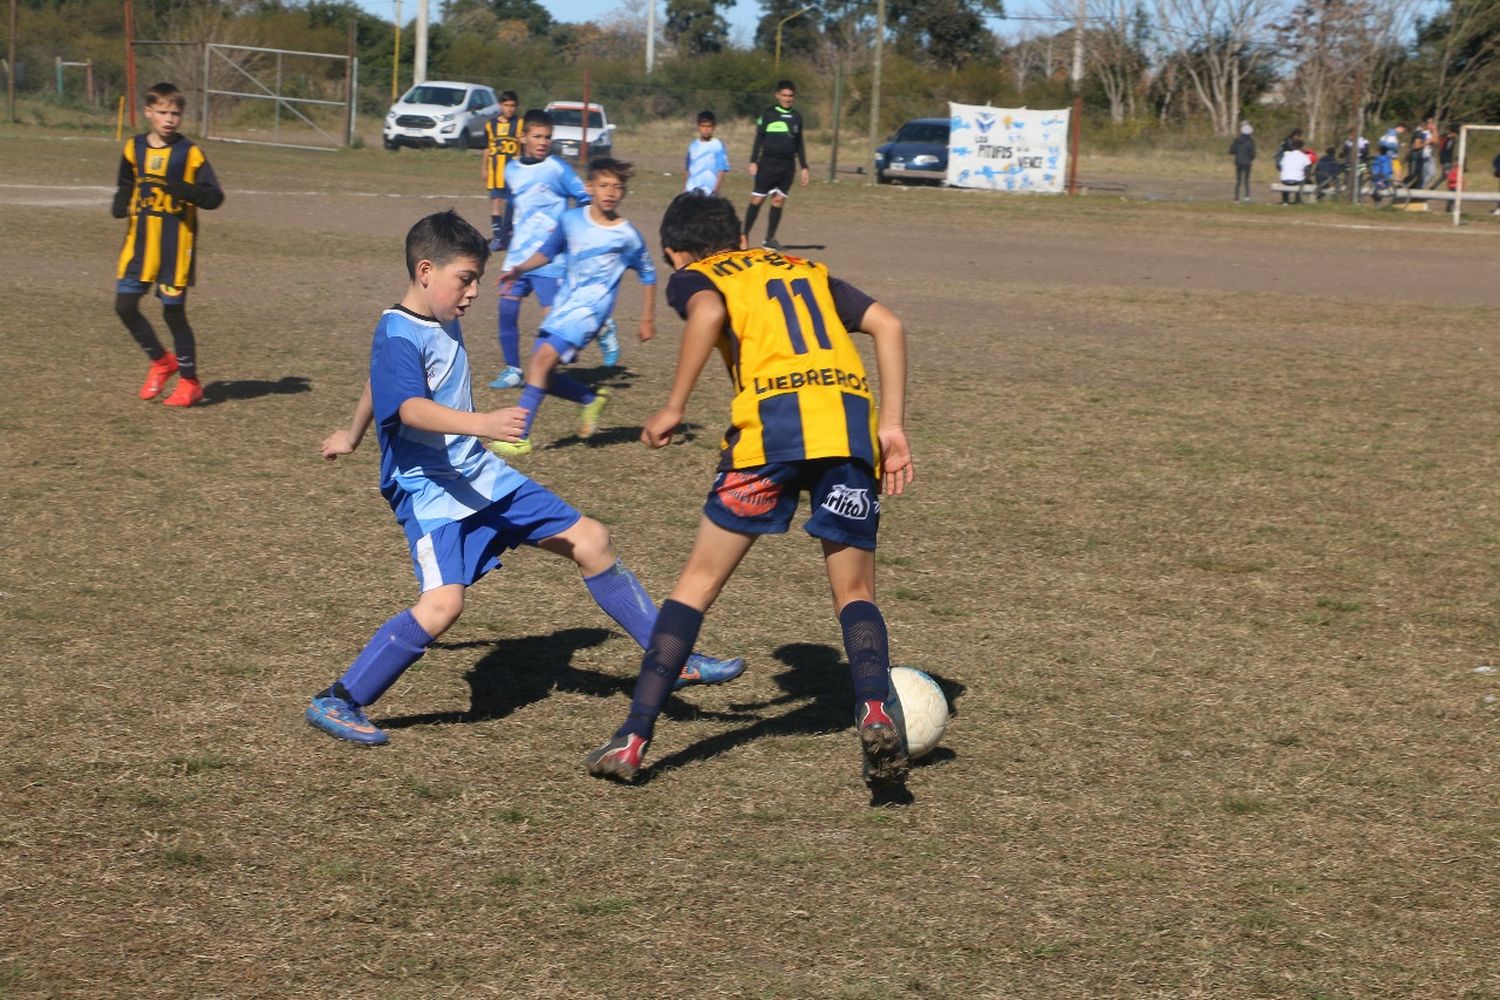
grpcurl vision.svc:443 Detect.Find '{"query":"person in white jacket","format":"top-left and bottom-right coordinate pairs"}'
top-left (1279, 139), bottom-right (1312, 205)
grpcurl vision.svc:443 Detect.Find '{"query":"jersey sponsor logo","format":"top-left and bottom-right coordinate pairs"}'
top-left (821, 484), bottom-right (873, 520)
top-left (753, 367), bottom-right (868, 395)
top-left (716, 469), bottom-right (781, 517)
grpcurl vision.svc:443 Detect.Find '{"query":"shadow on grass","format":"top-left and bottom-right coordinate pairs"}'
top-left (199, 376), bottom-right (311, 406)
top-left (378, 627), bottom-right (756, 730)
top-left (643, 642), bottom-right (965, 804)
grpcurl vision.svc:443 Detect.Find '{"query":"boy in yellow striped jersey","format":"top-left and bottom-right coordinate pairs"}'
top-left (111, 82), bottom-right (225, 407)
top-left (586, 191), bottom-right (916, 792)
top-left (482, 91), bottom-right (521, 252)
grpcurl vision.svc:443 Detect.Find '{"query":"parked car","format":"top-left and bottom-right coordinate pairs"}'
top-left (383, 81), bottom-right (500, 150)
top-left (543, 101), bottom-right (614, 161)
top-left (874, 117), bottom-right (951, 184)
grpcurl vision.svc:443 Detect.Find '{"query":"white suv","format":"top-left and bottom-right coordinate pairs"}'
top-left (543, 101), bottom-right (614, 161)
top-left (383, 81), bottom-right (499, 150)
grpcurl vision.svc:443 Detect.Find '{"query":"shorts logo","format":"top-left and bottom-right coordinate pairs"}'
top-left (718, 470), bottom-right (781, 517)
top-left (821, 484), bottom-right (873, 520)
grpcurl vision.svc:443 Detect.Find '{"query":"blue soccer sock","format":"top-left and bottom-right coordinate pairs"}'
top-left (491, 214), bottom-right (504, 241)
top-left (518, 383), bottom-right (545, 437)
top-left (616, 599), bottom-right (704, 742)
top-left (498, 296), bottom-right (523, 368)
top-left (332, 609), bottom-right (433, 707)
top-left (839, 600), bottom-right (891, 707)
top-left (584, 560), bottom-right (657, 649)
top-left (548, 372), bottom-right (595, 405)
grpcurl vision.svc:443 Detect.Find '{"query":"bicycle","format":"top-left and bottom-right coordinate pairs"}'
top-left (1368, 175), bottom-right (1412, 209)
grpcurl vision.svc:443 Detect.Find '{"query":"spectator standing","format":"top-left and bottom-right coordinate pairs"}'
top-left (1230, 122), bottom-right (1256, 203)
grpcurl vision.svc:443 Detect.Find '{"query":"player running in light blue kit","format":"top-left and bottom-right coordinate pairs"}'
top-left (684, 110), bottom-right (730, 195)
top-left (490, 109), bottom-right (610, 389)
top-left (305, 210), bottom-right (743, 747)
top-left (489, 158), bottom-right (654, 457)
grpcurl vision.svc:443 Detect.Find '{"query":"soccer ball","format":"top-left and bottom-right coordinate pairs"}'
top-left (889, 666), bottom-right (949, 759)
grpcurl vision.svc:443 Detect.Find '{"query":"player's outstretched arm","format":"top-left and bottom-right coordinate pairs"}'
top-left (859, 302), bottom-right (915, 495)
top-left (322, 380), bottom-right (375, 460)
top-left (641, 289), bottom-right (723, 448)
top-left (398, 397), bottom-right (526, 443)
top-left (638, 281), bottom-right (656, 343)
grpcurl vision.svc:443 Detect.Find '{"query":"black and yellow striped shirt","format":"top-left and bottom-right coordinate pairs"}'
top-left (113, 133), bottom-right (222, 288)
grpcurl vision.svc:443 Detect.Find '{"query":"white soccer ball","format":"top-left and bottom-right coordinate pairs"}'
top-left (889, 666), bottom-right (949, 759)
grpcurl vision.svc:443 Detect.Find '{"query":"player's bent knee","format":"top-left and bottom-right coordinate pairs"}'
top-left (413, 585), bottom-right (465, 636)
top-left (540, 516), bottom-right (614, 574)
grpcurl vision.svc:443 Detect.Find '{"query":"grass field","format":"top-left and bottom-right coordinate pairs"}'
top-left (3, 124), bottom-right (1500, 999)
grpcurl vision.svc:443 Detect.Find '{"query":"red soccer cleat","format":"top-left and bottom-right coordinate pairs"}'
top-left (139, 353), bottom-right (178, 400)
top-left (162, 376), bottom-right (203, 408)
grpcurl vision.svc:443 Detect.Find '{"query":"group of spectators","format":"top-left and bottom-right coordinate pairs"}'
top-left (1229, 117), bottom-right (1499, 208)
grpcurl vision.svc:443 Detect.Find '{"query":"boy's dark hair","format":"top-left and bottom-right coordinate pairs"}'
top-left (660, 191), bottom-right (742, 258)
top-left (775, 80), bottom-right (796, 93)
top-left (522, 109), bottom-right (553, 131)
top-left (145, 82), bottom-right (185, 108)
top-left (697, 110), bottom-right (716, 124)
top-left (587, 157), bottom-right (634, 183)
top-left (404, 210), bottom-right (489, 279)
top-left (499, 90), bottom-right (519, 103)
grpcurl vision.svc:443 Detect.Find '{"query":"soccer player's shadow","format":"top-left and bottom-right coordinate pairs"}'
top-left (377, 627), bottom-right (755, 730)
top-left (198, 376), bottom-right (311, 406)
top-left (644, 642), bottom-right (963, 804)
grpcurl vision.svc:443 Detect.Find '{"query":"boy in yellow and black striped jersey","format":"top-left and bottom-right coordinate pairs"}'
top-left (586, 191), bottom-right (916, 792)
top-left (482, 91), bottom-right (521, 252)
top-left (111, 82), bottom-right (225, 407)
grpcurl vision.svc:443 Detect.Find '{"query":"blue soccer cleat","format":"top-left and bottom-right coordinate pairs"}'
top-left (489, 365), bottom-right (524, 390)
top-left (675, 652), bottom-right (747, 689)
top-left (305, 695), bottom-right (389, 746)
top-left (597, 318), bottom-right (621, 367)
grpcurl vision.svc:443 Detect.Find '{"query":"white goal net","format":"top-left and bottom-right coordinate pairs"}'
top-left (1453, 124), bottom-right (1500, 225)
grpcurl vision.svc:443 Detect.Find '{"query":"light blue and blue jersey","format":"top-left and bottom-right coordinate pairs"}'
top-left (503, 156), bottom-right (591, 280)
top-left (684, 137), bottom-right (730, 194)
top-left (370, 307), bottom-right (529, 548)
top-left (536, 207), bottom-right (656, 347)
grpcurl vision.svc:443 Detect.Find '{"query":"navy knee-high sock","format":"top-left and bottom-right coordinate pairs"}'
top-left (616, 599), bottom-right (703, 742)
top-left (839, 600), bottom-right (891, 708)
top-left (519, 384), bottom-right (545, 437)
top-left (498, 296), bottom-right (523, 368)
top-left (548, 371), bottom-right (595, 404)
top-left (766, 205), bottom-right (783, 240)
top-left (162, 303), bottom-right (197, 379)
top-left (115, 292), bottom-right (165, 358)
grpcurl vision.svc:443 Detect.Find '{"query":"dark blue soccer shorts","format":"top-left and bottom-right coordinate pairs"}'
top-left (703, 457), bottom-right (880, 550)
top-left (116, 276), bottom-right (186, 305)
top-left (408, 479), bottom-right (581, 592)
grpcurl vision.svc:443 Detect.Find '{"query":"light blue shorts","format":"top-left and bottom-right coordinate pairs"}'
top-left (536, 302), bottom-right (608, 362)
top-left (116, 276), bottom-right (187, 305)
top-left (409, 479), bottom-right (582, 592)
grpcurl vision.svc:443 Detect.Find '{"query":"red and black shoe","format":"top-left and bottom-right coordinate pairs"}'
top-left (856, 699), bottom-right (909, 786)
top-left (585, 733), bottom-right (649, 783)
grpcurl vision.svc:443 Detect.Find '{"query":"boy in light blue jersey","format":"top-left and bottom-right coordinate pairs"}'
top-left (490, 110), bottom-right (592, 390)
top-left (684, 110), bottom-right (730, 195)
top-left (490, 158), bottom-right (655, 458)
top-left (305, 210), bottom-right (743, 747)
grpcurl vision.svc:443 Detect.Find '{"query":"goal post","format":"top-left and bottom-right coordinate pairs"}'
top-left (1454, 124), bottom-right (1500, 226)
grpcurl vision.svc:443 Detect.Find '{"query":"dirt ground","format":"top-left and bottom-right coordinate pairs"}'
top-left (2, 127), bottom-right (1499, 999)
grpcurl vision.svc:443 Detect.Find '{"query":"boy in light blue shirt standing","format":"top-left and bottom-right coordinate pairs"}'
top-left (684, 110), bottom-right (730, 195)
top-left (306, 210), bottom-right (743, 747)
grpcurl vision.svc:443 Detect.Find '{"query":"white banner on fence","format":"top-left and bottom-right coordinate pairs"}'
top-left (946, 103), bottom-right (1069, 193)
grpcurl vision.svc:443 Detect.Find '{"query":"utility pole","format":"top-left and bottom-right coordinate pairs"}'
top-left (392, 0), bottom-right (401, 101)
top-left (8, 0), bottom-right (18, 124)
top-left (1071, 0), bottom-right (1084, 90)
top-left (645, 0), bottom-right (655, 74)
top-left (867, 0), bottom-right (884, 181)
top-left (413, 0), bottom-right (427, 86)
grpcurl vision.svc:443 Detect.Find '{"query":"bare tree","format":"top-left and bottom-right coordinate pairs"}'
top-left (1273, 0), bottom-right (1416, 144)
top-left (1048, 0), bottom-right (1151, 123)
top-left (1155, 0), bottom-right (1273, 135)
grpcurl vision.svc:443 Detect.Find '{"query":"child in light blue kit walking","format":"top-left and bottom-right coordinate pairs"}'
top-left (684, 110), bottom-right (730, 195)
top-left (489, 158), bottom-right (654, 457)
top-left (306, 211), bottom-right (743, 747)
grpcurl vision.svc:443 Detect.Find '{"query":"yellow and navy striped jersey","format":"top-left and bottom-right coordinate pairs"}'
top-left (667, 248), bottom-right (880, 473)
top-left (114, 134), bottom-right (221, 288)
top-left (484, 116), bottom-right (522, 189)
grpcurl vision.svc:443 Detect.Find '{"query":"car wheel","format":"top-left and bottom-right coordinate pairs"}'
top-left (876, 171), bottom-right (892, 185)
top-left (383, 138), bottom-right (399, 151)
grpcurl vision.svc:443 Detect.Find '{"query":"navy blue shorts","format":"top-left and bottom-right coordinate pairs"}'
top-left (488, 188), bottom-right (511, 201)
top-left (704, 458), bottom-right (880, 550)
top-left (408, 479), bottom-right (581, 592)
top-left (116, 276), bottom-right (186, 305)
